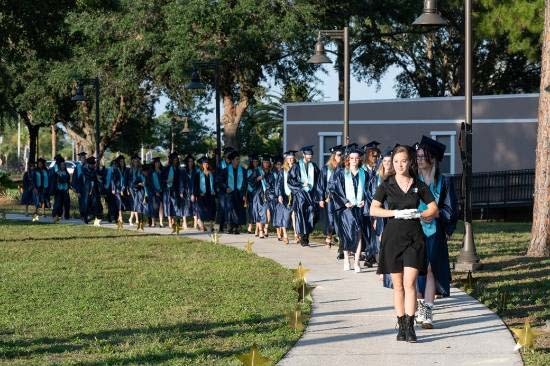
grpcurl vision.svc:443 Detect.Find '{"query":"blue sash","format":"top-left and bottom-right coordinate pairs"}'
top-left (152, 171), bottom-right (161, 192)
top-left (344, 169), bottom-right (365, 206)
top-left (419, 175), bottom-right (442, 237)
top-left (104, 167), bottom-right (112, 189)
top-left (167, 166), bottom-right (174, 188)
top-left (199, 172), bottom-right (214, 194)
top-left (228, 165), bottom-right (243, 191)
top-left (57, 172), bottom-right (69, 191)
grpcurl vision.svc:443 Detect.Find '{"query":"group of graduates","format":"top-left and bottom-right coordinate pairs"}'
top-left (20, 137), bottom-right (458, 340)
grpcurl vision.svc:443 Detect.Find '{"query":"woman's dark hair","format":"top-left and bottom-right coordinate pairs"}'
top-left (418, 145), bottom-right (441, 180)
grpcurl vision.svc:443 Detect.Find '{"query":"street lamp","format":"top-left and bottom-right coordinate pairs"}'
top-left (414, 0), bottom-right (481, 271)
top-left (72, 77), bottom-right (101, 158)
top-left (170, 115), bottom-right (191, 153)
top-left (308, 27), bottom-right (350, 144)
top-left (185, 61), bottom-right (221, 162)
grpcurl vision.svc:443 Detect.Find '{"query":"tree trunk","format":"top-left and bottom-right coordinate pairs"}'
top-left (28, 124), bottom-right (39, 164)
top-left (528, 0), bottom-right (550, 257)
top-left (222, 93), bottom-right (249, 150)
top-left (51, 124), bottom-right (57, 159)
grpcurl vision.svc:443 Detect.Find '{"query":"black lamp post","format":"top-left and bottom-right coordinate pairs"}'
top-left (185, 61), bottom-right (221, 162)
top-left (414, 0), bottom-right (481, 271)
top-left (72, 77), bottom-right (100, 158)
top-left (308, 28), bottom-right (350, 144)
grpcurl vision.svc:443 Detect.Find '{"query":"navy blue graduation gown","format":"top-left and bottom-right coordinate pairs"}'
top-left (416, 175), bottom-right (458, 297)
top-left (330, 169), bottom-right (366, 252)
top-left (248, 168), bottom-right (270, 224)
top-left (31, 168), bottom-right (51, 208)
top-left (148, 169), bottom-right (163, 218)
top-left (83, 165), bottom-right (103, 219)
top-left (217, 165), bottom-right (247, 225)
top-left (161, 165), bottom-right (182, 217)
top-left (194, 171), bottom-right (216, 221)
top-left (52, 169), bottom-right (71, 218)
top-left (317, 165), bottom-right (337, 236)
top-left (181, 167), bottom-right (197, 217)
top-left (20, 171), bottom-right (34, 205)
top-left (272, 169), bottom-right (293, 228)
top-left (287, 160), bottom-right (320, 235)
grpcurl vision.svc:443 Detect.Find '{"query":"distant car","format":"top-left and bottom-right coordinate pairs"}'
top-left (46, 160), bottom-right (76, 175)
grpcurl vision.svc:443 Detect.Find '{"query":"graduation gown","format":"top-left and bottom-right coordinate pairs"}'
top-left (31, 168), bottom-right (51, 208)
top-left (217, 165), bottom-right (247, 226)
top-left (330, 168), bottom-right (366, 252)
top-left (181, 167), bottom-right (197, 217)
top-left (248, 167), bottom-right (270, 224)
top-left (162, 165), bottom-right (183, 217)
top-left (130, 169), bottom-right (148, 215)
top-left (111, 166), bottom-right (126, 215)
top-left (416, 175), bottom-right (458, 297)
top-left (52, 169), bottom-right (71, 219)
top-left (194, 170), bottom-right (216, 221)
top-left (363, 166), bottom-right (380, 257)
top-left (272, 168), bottom-right (293, 228)
top-left (83, 165), bottom-right (103, 219)
top-left (287, 160), bottom-right (320, 236)
top-left (317, 165), bottom-right (337, 236)
top-left (148, 169), bottom-right (163, 218)
top-left (20, 170), bottom-right (34, 205)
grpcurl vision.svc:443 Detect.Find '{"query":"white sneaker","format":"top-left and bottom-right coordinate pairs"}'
top-left (416, 300), bottom-right (426, 324)
top-left (422, 304), bottom-right (433, 329)
top-left (354, 261), bottom-right (361, 273)
top-left (344, 261), bottom-right (350, 271)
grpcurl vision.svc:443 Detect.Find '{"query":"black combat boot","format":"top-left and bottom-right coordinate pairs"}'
top-left (404, 314), bottom-right (417, 343)
top-left (396, 316), bottom-right (406, 341)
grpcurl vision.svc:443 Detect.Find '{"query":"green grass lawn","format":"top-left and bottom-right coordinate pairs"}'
top-left (0, 221), bottom-right (307, 365)
top-left (448, 222), bottom-right (550, 366)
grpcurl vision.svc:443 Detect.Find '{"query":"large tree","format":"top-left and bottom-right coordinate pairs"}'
top-left (158, 0), bottom-right (320, 149)
top-left (529, 0), bottom-right (550, 257)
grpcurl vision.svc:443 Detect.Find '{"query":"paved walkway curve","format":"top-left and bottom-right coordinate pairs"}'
top-left (4, 214), bottom-right (523, 366)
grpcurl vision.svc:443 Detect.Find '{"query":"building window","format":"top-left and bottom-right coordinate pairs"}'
top-left (430, 131), bottom-right (456, 174)
top-left (318, 132), bottom-right (342, 166)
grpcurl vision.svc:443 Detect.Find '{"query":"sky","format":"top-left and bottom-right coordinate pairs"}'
top-left (154, 63), bottom-right (401, 128)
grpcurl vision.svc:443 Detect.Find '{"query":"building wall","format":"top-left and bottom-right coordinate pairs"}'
top-left (284, 94), bottom-right (539, 173)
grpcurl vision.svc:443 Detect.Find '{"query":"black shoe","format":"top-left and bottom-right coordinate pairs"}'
top-left (336, 251), bottom-right (344, 260)
top-left (396, 316), bottom-right (406, 341)
top-left (404, 314), bottom-right (417, 343)
top-left (233, 226), bottom-right (240, 235)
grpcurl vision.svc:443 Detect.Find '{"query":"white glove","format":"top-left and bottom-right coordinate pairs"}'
top-left (394, 209), bottom-right (421, 219)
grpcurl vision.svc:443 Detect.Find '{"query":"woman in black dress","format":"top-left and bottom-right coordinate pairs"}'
top-left (370, 145), bottom-right (438, 343)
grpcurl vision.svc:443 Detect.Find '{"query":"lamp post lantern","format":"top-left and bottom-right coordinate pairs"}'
top-left (72, 77), bottom-right (101, 158)
top-left (185, 62), bottom-right (221, 163)
top-left (308, 27), bottom-right (350, 144)
top-left (414, 0), bottom-right (481, 271)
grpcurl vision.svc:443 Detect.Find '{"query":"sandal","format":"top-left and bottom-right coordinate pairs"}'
top-left (283, 236), bottom-right (289, 245)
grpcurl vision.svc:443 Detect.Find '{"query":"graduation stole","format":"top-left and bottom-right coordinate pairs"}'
top-left (283, 170), bottom-right (291, 196)
top-left (56, 171), bottom-right (69, 191)
top-left (257, 167), bottom-right (267, 192)
top-left (344, 168), bottom-right (365, 206)
top-left (227, 165), bottom-right (244, 191)
top-left (152, 170), bottom-right (161, 191)
top-left (326, 166), bottom-right (334, 185)
top-left (298, 159), bottom-right (315, 192)
top-left (167, 166), bottom-right (175, 188)
top-left (199, 171), bottom-right (214, 194)
top-left (418, 175), bottom-right (442, 237)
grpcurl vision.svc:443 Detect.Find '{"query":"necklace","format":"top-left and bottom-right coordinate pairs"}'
top-left (396, 175), bottom-right (413, 194)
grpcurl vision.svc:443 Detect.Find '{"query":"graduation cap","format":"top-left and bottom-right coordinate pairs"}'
top-left (300, 145), bottom-right (314, 155)
top-left (86, 156), bottom-right (97, 164)
top-left (152, 157), bottom-right (161, 163)
top-left (382, 147), bottom-right (393, 158)
top-left (260, 155), bottom-right (272, 163)
top-left (37, 158), bottom-right (46, 164)
top-left (77, 151), bottom-right (87, 157)
top-left (141, 163), bottom-right (151, 171)
top-left (273, 155), bottom-right (284, 164)
top-left (362, 140), bottom-right (381, 151)
top-left (419, 135), bottom-right (446, 161)
top-left (131, 154), bottom-right (141, 161)
top-left (169, 152), bottom-right (179, 160)
top-left (284, 150), bottom-right (298, 158)
top-left (115, 154), bottom-right (125, 161)
top-left (54, 155), bottom-right (64, 164)
top-left (329, 145), bottom-right (345, 154)
top-left (344, 143), bottom-right (363, 157)
top-left (183, 154), bottom-right (194, 162)
top-left (228, 151), bottom-right (240, 161)
top-left (248, 153), bottom-right (259, 161)
top-left (411, 141), bottom-right (420, 151)
top-left (197, 156), bottom-right (209, 164)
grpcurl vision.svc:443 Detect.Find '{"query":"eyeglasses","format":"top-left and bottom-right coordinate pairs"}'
top-left (416, 155), bottom-right (426, 160)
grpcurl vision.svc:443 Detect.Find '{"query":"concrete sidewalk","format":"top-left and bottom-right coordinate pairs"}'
top-left (4, 214), bottom-right (523, 366)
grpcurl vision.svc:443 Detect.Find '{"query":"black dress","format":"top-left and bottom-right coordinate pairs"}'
top-left (373, 175), bottom-right (435, 275)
